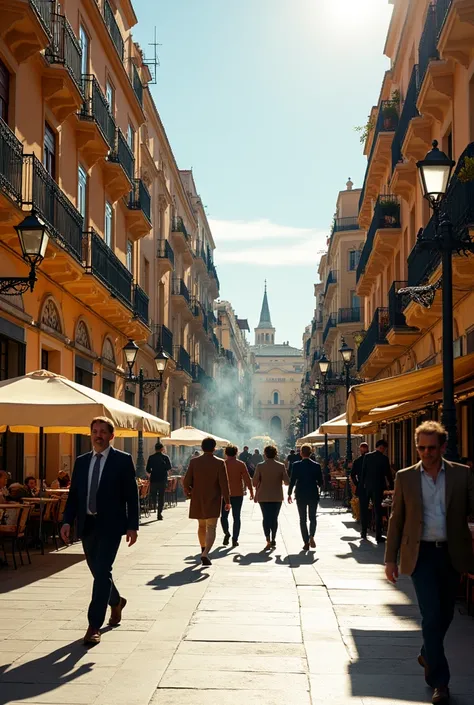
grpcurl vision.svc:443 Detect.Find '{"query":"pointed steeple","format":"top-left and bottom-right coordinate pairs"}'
top-left (258, 280), bottom-right (273, 327)
top-left (255, 281), bottom-right (276, 346)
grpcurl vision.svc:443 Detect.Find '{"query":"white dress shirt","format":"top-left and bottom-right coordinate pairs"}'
top-left (420, 462), bottom-right (447, 542)
top-left (87, 445), bottom-right (111, 515)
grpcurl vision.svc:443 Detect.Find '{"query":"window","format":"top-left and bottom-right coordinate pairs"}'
top-left (41, 349), bottom-right (49, 370)
top-left (105, 201), bottom-right (113, 247)
top-left (453, 337), bottom-right (463, 359)
top-left (273, 391), bottom-right (279, 405)
top-left (351, 291), bottom-right (361, 309)
top-left (467, 328), bottom-right (474, 354)
top-left (78, 165), bottom-right (87, 219)
top-left (127, 123), bottom-right (135, 153)
top-left (0, 59), bottom-right (9, 122)
top-left (126, 240), bottom-right (133, 271)
top-left (79, 25), bottom-right (89, 76)
top-left (105, 80), bottom-right (114, 114)
top-left (348, 250), bottom-right (360, 270)
top-left (43, 124), bottom-right (56, 179)
top-left (143, 257), bottom-right (150, 293)
top-left (102, 377), bottom-right (114, 396)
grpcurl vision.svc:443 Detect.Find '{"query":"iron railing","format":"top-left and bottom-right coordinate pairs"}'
top-left (132, 63), bottom-right (143, 106)
top-left (391, 65), bottom-right (419, 173)
top-left (388, 280), bottom-right (410, 328)
top-left (172, 277), bottom-right (190, 303)
top-left (338, 307), bottom-right (361, 324)
top-left (83, 229), bottom-right (132, 307)
top-left (0, 118), bottom-right (23, 205)
top-left (154, 323), bottom-right (173, 358)
top-left (435, 0), bottom-right (452, 35)
top-left (322, 313), bottom-right (337, 343)
top-left (172, 215), bottom-right (189, 239)
top-left (133, 284), bottom-right (149, 324)
top-left (80, 75), bottom-right (116, 146)
top-left (31, 0), bottom-right (54, 33)
top-left (22, 154), bottom-right (83, 261)
top-left (45, 13), bottom-right (82, 91)
top-left (359, 99), bottom-right (400, 210)
top-left (357, 195), bottom-right (401, 282)
top-left (208, 260), bottom-right (219, 289)
top-left (108, 128), bottom-right (134, 183)
top-left (407, 217), bottom-right (440, 286)
top-left (104, 0), bottom-right (124, 60)
top-left (331, 216), bottom-right (359, 235)
top-left (324, 270), bottom-right (338, 297)
top-left (128, 179), bottom-right (151, 222)
top-left (357, 308), bottom-right (389, 370)
top-left (156, 239), bottom-right (175, 268)
top-left (208, 309), bottom-right (217, 327)
top-left (192, 362), bottom-right (206, 384)
top-left (419, 3), bottom-right (440, 89)
top-left (174, 345), bottom-right (191, 376)
top-left (190, 296), bottom-right (203, 318)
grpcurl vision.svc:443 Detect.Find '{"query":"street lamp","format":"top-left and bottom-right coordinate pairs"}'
top-left (318, 353), bottom-right (330, 467)
top-left (339, 337), bottom-right (354, 507)
top-left (0, 213), bottom-right (49, 295)
top-left (179, 394), bottom-right (190, 425)
top-left (123, 340), bottom-right (170, 476)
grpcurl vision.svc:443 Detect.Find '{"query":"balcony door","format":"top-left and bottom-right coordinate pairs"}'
top-left (79, 25), bottom-right (89, 77)
top-left (43, 123), bottom-right (56, 179)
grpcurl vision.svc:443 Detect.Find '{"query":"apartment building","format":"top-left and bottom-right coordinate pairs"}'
top-left (0, 0), bottom-right (220, 480)
top-left (354, 0), bottom-right (474, 464)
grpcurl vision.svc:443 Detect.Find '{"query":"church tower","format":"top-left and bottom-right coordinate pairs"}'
top-left (254, 281), bottom-right (276, 345)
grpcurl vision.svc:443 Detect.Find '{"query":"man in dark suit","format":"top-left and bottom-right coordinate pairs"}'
top-left (288, 444), bottom-right (323, 550)
top-left (146, 442), bottom-right (171, 520)
top-left (359, 439), bottom-right (393, 543)
top-left (350, 442), bottom-right (369, 496)
top-left (61, 416), bottom-right (139, 645)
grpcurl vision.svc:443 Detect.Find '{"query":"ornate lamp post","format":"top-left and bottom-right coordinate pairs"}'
top-left (318, 352), bottom-right (330, 467)
top-left (0, 213), bottom-right (49, 295)
top-left (339, 337), bottom-right (354, 507)
top-left (179, 394), bottom-right (192, 426)
top-left (123, 340), bottom-right (170, 476)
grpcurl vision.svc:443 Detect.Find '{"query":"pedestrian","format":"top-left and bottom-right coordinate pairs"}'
top-left (253, 445), bottom-right (289, 550)
top-left (60, 416), bottom-right (139, 645)
top-left (288, 443), bottom-right (323, 550)
top-left (221, 444), bottom-right (254, 547)
top-left (385, 421), bottom-right (474, 705)
top-left (238, 445), bottom-right (251, 464)
top-left (24, 476), bottom-right (38, 497)
top-left (251, 448), bottom-right (264, 469)
top-left (359, 438), bottom-right (393, 543)
top-left (285, 448), bottom-right (299, 477)
top-left (146, 442), bottom-right (171, 520)
top-left (350, 442), bottom-right (369, 496)
top-left (183, 436), bottom-right (230, 566)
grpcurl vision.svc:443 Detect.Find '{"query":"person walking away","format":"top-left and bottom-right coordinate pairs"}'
top-left (359, 439), bottom-right (393, 543)
top-left (253, 445), bottom-right (289, 550)
top-left (285, 449), bottom-right (299, 478)
top-left (146, 442), bottom-right (171, 520)
top-left (60, 416), bottom-right (139, 645)
top-left (221, 445), bottom-right (253, 547)
top-left (183, 437), bottom-right (230, 566)
top-left (385, 421), bottom-right (474, 705)
top-left (239, 445), bottom-right (255, 477)
top-left (288, 444), bottom-right (323, 550)
top-left (251, 448), bottom-right (264, 470)
top-left (350, 442), bottom-right (369, 497)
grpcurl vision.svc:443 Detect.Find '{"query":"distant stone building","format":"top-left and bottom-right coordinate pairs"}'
top-left (251, 284), bottom-right (304, 444)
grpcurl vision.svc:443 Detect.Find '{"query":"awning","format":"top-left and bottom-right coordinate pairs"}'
top-left (347, 351), bottom-right (474, 424)
top-left (161, 426), bottom-right (230, 447)
top-left (317, 412), bottom-right (379, 435)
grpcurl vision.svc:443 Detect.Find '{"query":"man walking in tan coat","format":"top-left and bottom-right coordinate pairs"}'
top-left (184, 437), bottom-right (230, 566)
top-left (385, 421), bottom-right (474, 705)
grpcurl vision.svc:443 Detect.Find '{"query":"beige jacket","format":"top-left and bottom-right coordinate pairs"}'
top-left (253, 459), bottom-right (290, 503)
top-left (385, 460), bottom-right (474, 575)
top-left (183, 453), bottom-right (230, 519)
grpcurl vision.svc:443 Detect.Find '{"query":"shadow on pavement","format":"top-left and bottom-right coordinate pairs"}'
top-left (232, 551), bottom-right (274, 565)
top-left (147, 564), bottom-right (209, 590)
top-left (0, 550), bottom-right (85, 594)
top-left (0, 640), bottom-right (93, 705)
top-left (275, 553), bottom-right (318, 567)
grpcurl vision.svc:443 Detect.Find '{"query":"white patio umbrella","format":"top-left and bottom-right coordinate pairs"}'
top-left (161, 425), bottom-right (230, 448)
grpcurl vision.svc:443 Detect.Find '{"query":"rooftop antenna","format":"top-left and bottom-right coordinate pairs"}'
top-left (143, 27), bottom-right (161, 85)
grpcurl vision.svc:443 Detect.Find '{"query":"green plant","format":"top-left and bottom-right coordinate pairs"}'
top-left (354, 117), bottom-right (375, 145)
top-left (382, 104), bottom-right (398, 121)
top-left (458, 156), bottom-right (474, 183)
top-left (379, 198), bottom-right (400, 216)
top-left (391, 88), bottom-right (401, 105)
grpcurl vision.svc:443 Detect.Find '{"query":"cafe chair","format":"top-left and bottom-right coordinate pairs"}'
top-left (0, 504), bottom-right (32, 569)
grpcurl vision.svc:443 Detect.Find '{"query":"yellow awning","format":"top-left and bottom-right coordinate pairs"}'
top-left (347, 351), bottom-right (474, 424)
top-left (317, 412), bottom-right (379, 435)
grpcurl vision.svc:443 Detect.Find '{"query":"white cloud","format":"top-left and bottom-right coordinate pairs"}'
top-left (209, 217), bottom-right (328, 244)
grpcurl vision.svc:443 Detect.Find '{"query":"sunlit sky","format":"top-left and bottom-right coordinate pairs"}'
top-left (132, 0), bottom-right (393, 347)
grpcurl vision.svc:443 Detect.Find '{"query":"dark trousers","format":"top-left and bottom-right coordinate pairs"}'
top-left (411, 542), bottom-right (460, 688)
top-left (150, 480), bottom-right (166, 515)
top-left (82, 516), bottom-right (122, 629)
top-left (220, 496), bottom-right (244, 541)
top-left (259, 501), bottom-right (281, 540)
top-left (296, 497), bottom-right (318, 543)
top-left (359, 489), bottom-right (384, 539)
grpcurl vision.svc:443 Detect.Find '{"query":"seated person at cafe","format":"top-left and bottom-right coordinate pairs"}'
top-left (8, 483), bottom-right (28, 501)
top-left (51, 470), bottom-right (71, 489)
top-left (0, 470), bottom-right (10, 502)
top-left (24, 476), bottom-right (38, 497)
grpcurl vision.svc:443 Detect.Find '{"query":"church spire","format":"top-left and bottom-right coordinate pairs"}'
top-left (258, 280), bottom-right (273, 328)
top-left (255, 282), bottom-right (275, 345)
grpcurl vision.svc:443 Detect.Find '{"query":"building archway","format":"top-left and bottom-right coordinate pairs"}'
top-left (270, 415), bottom-right (282, 436)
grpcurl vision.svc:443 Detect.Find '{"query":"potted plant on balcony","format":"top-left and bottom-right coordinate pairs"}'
top-left (458, 156), bottom-right (474, 183)
top-left (382, 102), bottom-right (399, 130)
top-left (378, 197), bottom-right (400, 227)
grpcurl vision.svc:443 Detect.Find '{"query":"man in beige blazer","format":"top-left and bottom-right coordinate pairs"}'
top-left (183, 436), bottom-right (230, 566)
top-left (385, 421), bottom-right (474, 705)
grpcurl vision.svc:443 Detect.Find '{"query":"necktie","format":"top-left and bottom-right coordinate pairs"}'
top-left (88, 453), bottom-right (102, 514)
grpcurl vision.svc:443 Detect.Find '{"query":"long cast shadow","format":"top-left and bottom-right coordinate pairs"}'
top-left (0, 549), bottom-right (85, 594)
top-left (147, 563), bottom-right (209, 590)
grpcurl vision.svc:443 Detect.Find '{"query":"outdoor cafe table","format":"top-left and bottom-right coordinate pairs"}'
top-left (45, 489), bottom-right (70, 496)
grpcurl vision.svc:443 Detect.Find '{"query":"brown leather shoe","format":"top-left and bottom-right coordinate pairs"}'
top-left (83, 626), bottom-right (101, 645)
top-left (432, 686), bottom-right (450, 704)
top-left (108, 597), bottom-right (127, 626)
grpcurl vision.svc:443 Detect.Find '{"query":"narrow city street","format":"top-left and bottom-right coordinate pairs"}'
top-left (1, 499), bottom-right (473, 705)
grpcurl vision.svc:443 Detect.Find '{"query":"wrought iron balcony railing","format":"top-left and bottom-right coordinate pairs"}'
top-left (133, 284), bottom-right (149, 324)
top-left (154, 323), bottom-right (173, 358)
top-left (357, 308), bottom-right (389, 370)
top-left (22, 154), bottom-right (83, 261)
top-left (45, 13), bottom-right (82, 91)
top-left (337, 307), bottom-right (361, 324)
top-left (435, 0), bottom-right (452, 34)
top-left (324, 270), bottom-right (338, 297)
top-left (108, 128), bottom-right (134, 183)
top-left (391, 65), bottom-right (419, 173)
top-left (357, 195), bottom-right (401, 282)
top-left (322, 313), bottom-right (337, 343)
top-left (419, 3), bottom-right (440, 89)
top-left (156, 239), bottom-right (175, 268)
top-left (128, 179), bottom-right (151, 222)
top-left (104, 0), bottom-right (124, 60)
top-left (31, 0), bottom-right (54, 33)
top-left (172, 277), bottom-right (190, 303)
top-left (359, 99), bottom-right (400, 210)
top-left (0, 118), bottom-right (23, 206)
top-left (331, 216), bottom-right (359, 235)
top-left (172, 215), bottom-right (189, 240)
top-left (388, 280), bottom-right (410, 328)
top-left (174, 345), bottom-right (191, 376)
top-left (83, 229), bottom-right (132, 307)
top-left (132, 63), bottom-right (143, 106)
top-left (80, 75), bottom-right (116, 146)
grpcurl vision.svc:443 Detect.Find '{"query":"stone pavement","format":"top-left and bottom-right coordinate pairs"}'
top-left (1, 498), bottom-right (473, 705)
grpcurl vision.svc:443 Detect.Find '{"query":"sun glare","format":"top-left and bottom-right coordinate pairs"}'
top-left (321, 0), bottom-right (376, 28)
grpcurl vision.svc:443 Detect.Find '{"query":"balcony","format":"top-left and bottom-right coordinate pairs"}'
top-left (386, 280), bottom-right (420, 347)
top-left (324, 270), bottom-right (338, 298)
top-left (331, 216), bottom-right (359, 235)
top-left (438, 0), bottom-right (474, 72)
top-left (78, 75), bottom-right (115, 168)
top-left (22, 154), bottom-right (84, 283)
top-left (190, 297), bottom-right (205, 330)
top-left (171, 277), bottom-right (193, 321)
top-left (133, 284), bottom-right (149, 326)
top-left (194, 239), bottom-right (208, 272)
top-left (104, 0), bottom-right (124, 60)
top-left (192, 362), bottom-right (206, 386)
top-left (104, 129), bottom-right (134, 202)
top-left (207, 260), bottom-right (220, 295)
top-left (42, 13), bottom-right (83, 124)
top-left (322, 313), bottom-right (337, 344)
top-left (359, 100), bottom-right (399, 228)
top-left (156, 239), bottom-right (174, 279)
top-left (170, 216), bottom-right (193, 267)
top-left (357, 307), bottom-right (391, 376)
top-left (391, 65), bottom-right (419, 177)
top-left (356, 195), bottom-right (401, 296)
top-left (1, 0), bottom-right (52, 64)
top-left (154, 323), bottom-right (173, 358)
top-left (0, 118), bottom-right (23, 228)
top-left (173, 345), bottom-right (192, 378)
top-left (126, 179), bottom-right (151, 239)
top-left (337, 307), bottom-right (361, 325)
top-left (131, 63), bottom-right (143, 106)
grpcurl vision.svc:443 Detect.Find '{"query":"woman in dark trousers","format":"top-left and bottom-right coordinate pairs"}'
top-left (253, 445), bottom-right (290, 550)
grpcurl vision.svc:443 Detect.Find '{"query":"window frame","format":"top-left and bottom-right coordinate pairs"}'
top-left (105, 201), bottom-right (113, 248)
top-left (78, 164), bottom-right (87, 220)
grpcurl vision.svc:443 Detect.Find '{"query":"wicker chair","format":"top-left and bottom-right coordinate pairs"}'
top-left (0, 504), bottom-right (32, 569)
top-left (139, 480), bottom-right (150, 518)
